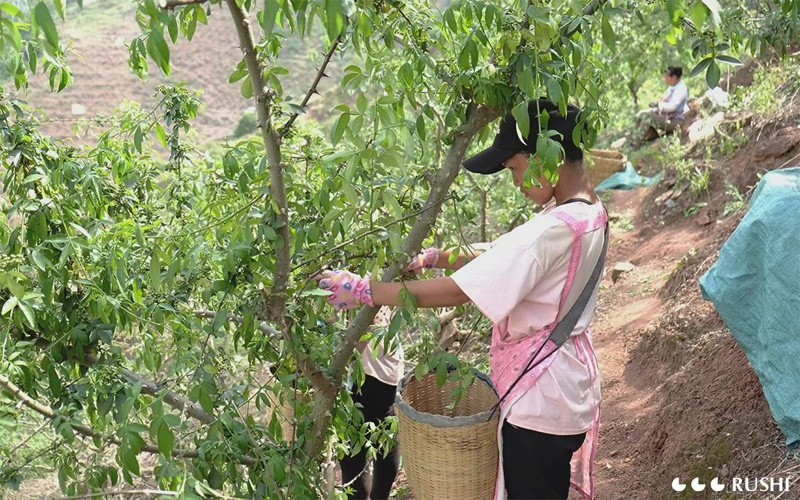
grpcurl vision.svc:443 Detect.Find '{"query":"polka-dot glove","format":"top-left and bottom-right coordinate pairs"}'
top-left (318, 270), bottom-right (374, 310)
top-left (406, 247), bottom-right (440, 274)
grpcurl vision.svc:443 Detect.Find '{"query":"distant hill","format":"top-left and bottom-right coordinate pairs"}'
top-left (15, 0), bottom-right (345, 144)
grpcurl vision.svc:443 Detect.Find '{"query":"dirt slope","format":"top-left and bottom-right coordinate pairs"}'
top-left (589, 128), bottom-right (800, 499)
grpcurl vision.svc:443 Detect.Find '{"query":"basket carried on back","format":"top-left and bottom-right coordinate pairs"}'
top-left (587, 149), bottom-right (626, 186)
top-left (395, 370), bottom-right (499, 500)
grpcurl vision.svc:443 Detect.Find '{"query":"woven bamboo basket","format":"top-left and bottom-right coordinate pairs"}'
top-left (395, 370), bottom-right (499, 500)
top-left (587, 149), bottom-right (626, 186)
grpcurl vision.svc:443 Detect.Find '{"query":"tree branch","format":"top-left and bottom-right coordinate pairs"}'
top-left (159, 0), bottom-right (208, 10)
top-left (87, 353), bottom-right (215, 425)
top-left (225, 0), bottom-right (290, 324)
top-left (64, 490), bottom-right (179, 499)
top-left (437, 309), bottom-right (464, 328)
top-left (224, 0), bottom-right (332, 398)
top-left (279, 36), bottom-right (342, 137)
top-left (302, 103), bottom-right (500, 456)
top-left (561, 0), bottom-right (607, 38)
top-left (25, 330), bottom-right (218, 427)
top-left (289, 193), bottom-right (455, 273)
top-left (0, 374), bottom-right (261, 466)
top-left (192, 309), bottom-right (335, 400)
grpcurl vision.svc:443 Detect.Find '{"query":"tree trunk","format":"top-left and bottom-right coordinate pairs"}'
top-left (302, 104), bottom-right (500, 458)
top-left (629, 80), bottom-right (640, 113)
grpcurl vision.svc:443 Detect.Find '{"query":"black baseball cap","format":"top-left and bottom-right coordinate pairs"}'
top-left (463, 98), bottom-right (584, 175)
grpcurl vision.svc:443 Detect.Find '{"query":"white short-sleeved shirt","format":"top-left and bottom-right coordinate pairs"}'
top-left (359, 306), bottom-right (404, 387)
top-left (452, 201), bottom-right (604, 435)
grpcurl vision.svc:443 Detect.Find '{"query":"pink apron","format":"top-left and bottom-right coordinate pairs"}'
top-left (491, 206), bottom-right (607, 500)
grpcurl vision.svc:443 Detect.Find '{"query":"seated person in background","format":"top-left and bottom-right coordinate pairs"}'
top-left (634, 65), bottom-right (689, 146)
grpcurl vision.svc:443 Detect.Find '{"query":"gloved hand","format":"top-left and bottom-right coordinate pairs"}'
top-left (317, 270), bottom-right (374, 310)
top-left (406, 247), bottom-right (440, 274)
top-left (373, 305), bottom-right (392, 327)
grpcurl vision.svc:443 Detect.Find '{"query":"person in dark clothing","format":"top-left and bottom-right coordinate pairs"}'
top-left (339, 306), bottom-right (402, 500)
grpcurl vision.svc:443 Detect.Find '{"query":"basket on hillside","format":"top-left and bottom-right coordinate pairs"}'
top-left (395, 370), bottom-right (499, 500)
top-left (587, 149), bottom-right (626, 186)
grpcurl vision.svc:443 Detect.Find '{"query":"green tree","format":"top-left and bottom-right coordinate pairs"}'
top-left (2, 0), bottom-right (800, 497)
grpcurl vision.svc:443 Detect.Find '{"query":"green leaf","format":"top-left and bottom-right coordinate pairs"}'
top-left (27, 43), bottom-right (37, 73)
top-left (53, 0), bottom-right (66, 20)
top-left (398, 286), bottom-right (418, 312)
top-left (299, 288), bottom-right (332, 297)
top-left (415, 114), bottom-right (426, 141)
top-left (436, 358), bottom-right (447, 386)
top-left (706, 60), bottom-right (721, 88)
top-left (262, 0), bottom-right (279, 37)
top-left (48, 365), bottom-right (62, 398)
top-left (518, 67), bottom-right (536, 97)
top-left (414, 360), bottom-right (429, 381)
top-left (186, 7), bottom-right (198, 39)
top-left (149, 250), bottom-right (160, 291)
top-left (133, 126), bottom-right (143, 153)
top-left (458, 39), bottom-right (477, 70)
top-left (601, 16), bottom-right (615, 50)
top-left (545, 76), bottom-right (561, 106)
top-left (444, 8), bottom-right (458, 31)
top-left (2, 296), bottom-right (18, 315)
top-left (166, 15), bottom-right (178, 43)
top-left (18, 301), bottom-right (36, 329)
top-left (196, 3), bottom-right (207, 24)
top-left (0, 3), bottom-right (22, 17)
top-left (690, 1), bottom-right (707, 29)
top-left (715, 55), bottom-right (743, 65)
top-left (342, 178), bottom-right (358, 204)
top-left (701, 0), bottom-right (721, 25)
top-left (163, 414), bottom-right (181, 428)
top-left (31, 249), bottom-right (47, 271)
top-left (356, 93), bottom-right (367, 114)
top-left (120, 445), bottom-right (140, 476)
top-left (690, 57), bottom-right (713, 78)
top-left (157, 420), bottom-right (174, 456)
top-left (146, 28), bottom-right (170, 76)
top-left (4, 276), bottom-right (25, 299)
top-left (331, 112), bottom-right (350, 145)
top-left (198, 386), bottom-right (214, 414)
top-left (155, 123), bottom-right (168, 148)
top-left (526, 4), bottom-right (548, 23)
top-left (241, 75), bottom-right (254, 99)
top-left (381, 191), bottom-right (403, 217)
top-left (325, 0), bottom-right (348, 40)
top-left (69, 222), bottom-right (90, 239)
top-left (511, 101), bottom-right (530, 141)
top-left (388, 309), bottom-right (402, 337)
top-left (271, 65), bottom-right (289, 76)
top-left (229, 67), bottom-right (247, 83)
top-left (33, 3), bottom-right (59, 49)
top-left (212, 310), bottom-right (228, 333)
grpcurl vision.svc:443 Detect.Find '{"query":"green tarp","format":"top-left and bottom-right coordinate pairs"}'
top-left (595, 162), bottom-right (660, 192)
top-left (700, 167), bottom-right (800, 447)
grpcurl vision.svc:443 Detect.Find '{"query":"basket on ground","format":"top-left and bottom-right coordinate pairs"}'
top-left (395, 370), bottom-right (499, 500)
top-left (587, 149), bottom-right (626, 186)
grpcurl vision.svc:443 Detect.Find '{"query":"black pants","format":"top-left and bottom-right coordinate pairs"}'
top-left (502, 421), bottom-right (587, 500)
top-left (340, 375), bottom-right (399, 500)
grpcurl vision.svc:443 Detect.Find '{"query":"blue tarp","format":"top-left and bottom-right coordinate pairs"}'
top-left (700, 167), bottom-right (800, 447)
top-left (594, 162), bottom-right (661, 192)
